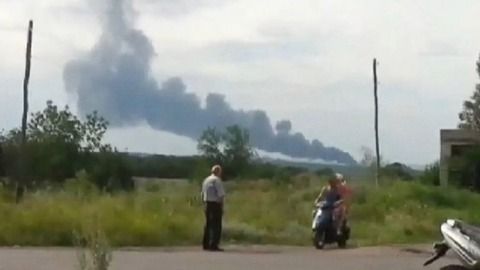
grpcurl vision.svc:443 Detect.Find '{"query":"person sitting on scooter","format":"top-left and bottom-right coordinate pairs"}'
top-left (336, 174), bottom-right (353, 229)
top-left (315, 174), bottom-right (345, 235)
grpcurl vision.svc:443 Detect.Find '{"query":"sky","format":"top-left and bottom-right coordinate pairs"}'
top-left (1, 0), bottom-right (480, 166)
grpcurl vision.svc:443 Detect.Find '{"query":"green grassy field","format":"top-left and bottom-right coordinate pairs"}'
top-left (0, 175), bottom-right (478, 247)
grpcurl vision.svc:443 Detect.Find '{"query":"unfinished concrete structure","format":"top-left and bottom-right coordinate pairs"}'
top-left (440, 129), bottom-right (480, 186)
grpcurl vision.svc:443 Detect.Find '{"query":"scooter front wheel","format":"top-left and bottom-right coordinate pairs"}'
top-left (313, 229), bottom-right (325, 249)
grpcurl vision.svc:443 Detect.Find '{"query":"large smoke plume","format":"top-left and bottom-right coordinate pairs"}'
top-left (63, 0), bottom-right (356, 165)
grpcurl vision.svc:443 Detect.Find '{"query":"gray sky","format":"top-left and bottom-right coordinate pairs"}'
top-left (1, 0), bottom-right (480, 165)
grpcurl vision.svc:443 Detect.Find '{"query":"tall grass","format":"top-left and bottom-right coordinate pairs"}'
top-left (0, 176), bottom-right (479, 246)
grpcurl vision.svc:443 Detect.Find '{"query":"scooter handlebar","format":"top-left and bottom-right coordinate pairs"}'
top-left (315, 200), bottom-right (343, 209)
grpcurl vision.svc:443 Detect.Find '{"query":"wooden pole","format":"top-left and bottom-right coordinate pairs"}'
top-left (22, 20), bottom-right (32, 144)
top-left (17, 20), bottom-right (33, 203)
top-left (373, 58), bottom-right (380, 188)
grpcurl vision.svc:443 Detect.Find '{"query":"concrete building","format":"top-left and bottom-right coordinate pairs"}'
top-left (440, 129), bottom-right (480, 186)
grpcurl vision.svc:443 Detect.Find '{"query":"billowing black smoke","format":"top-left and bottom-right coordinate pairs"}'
top-left (63, 0), bottom-right (356, 165)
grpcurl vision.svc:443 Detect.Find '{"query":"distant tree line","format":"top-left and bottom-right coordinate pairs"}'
top-left (124, 152), bottom-right (310, 183)
top-left (0, 101), bottom-right (316, 194)
top-left (0, 99), bottom-right (438, 196)
top-left (125, 155), bottom-right (200, 179)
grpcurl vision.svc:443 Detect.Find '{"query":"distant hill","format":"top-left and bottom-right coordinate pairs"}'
top-left (123, 152), bottom-right (422, 181)
top-left (258, 156), bottom-right (370, 178)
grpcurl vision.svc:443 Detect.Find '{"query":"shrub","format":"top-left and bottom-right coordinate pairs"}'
top-left (64, 171), bottom-right (99, 198)
top-left (87, 152), bottom-right (134, 192)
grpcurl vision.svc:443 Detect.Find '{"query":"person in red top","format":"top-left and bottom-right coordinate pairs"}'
top-left (336, 173), bottom-right (353, 231)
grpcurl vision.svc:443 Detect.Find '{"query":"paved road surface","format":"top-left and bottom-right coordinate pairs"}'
top-left (0, 246), bottom-right (463, 270)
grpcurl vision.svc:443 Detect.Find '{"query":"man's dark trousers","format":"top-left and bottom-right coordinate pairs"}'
top-left (203, 201), bottom-right (223, 250)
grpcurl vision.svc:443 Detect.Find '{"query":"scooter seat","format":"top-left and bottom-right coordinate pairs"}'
top-left (458, 222), bottom-right (480, 244)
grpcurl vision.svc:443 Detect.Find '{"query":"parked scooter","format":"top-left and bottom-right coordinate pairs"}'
top-left (424, 219), bottom-right (480, 269)
top-left (311, 200), bottom-right (350, 249)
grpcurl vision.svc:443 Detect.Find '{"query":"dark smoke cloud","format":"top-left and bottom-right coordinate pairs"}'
top-left (63, 0), bottom-right (356, 165)
top-left (275, 120), bottom-right (292, 134)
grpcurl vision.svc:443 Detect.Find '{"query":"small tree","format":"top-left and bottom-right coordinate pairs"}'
top-left (197, 125), bottom-right (255, 178)
top-left (0, 135), bottom-right (4, 177)
top-left (223, 125), bottom-right (255, 174)
top-left (456, 55), bottom-right (480, 191)
top-left (420, 162), bottom-right (440, 186)
top-left (360, 146), bottom-right (375, 167)
top-left (28, 101), bottom-right (109, 152)
top-left (1, 101), bottom-right (132, 190)
top-left (197, 127), bottom-right (224, 164)
top-left (459, 55), bottom-right (480, 130)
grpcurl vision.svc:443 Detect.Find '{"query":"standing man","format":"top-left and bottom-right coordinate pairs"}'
top-left (201, 165), bottom-right (225, 251)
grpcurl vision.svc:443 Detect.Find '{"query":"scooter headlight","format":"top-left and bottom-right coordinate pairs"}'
top-left (446, 219), bottom-right (456, 227)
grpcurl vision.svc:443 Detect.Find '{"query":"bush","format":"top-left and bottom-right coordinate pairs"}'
top-left (381, 162), bottom-right (414, 181)
top-left (64, 171), bottom-right (99, 198)
top-left (87, 152), bottom-right (134, 192)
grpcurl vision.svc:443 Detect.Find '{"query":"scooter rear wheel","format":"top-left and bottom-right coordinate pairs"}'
top-left (337, 224), bottom-right (349, 248)
top-left (337, 236), bottom-right (347, 248)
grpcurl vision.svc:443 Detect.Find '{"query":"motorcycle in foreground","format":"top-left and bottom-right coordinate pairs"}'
top-left (424, 219), bottom-right (480, 269)
top-left (311, 200), bottom-right (350, 249)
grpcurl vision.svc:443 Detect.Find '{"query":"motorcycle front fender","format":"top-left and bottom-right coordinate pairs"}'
top-left (312, 209), bottom-right (323, 230)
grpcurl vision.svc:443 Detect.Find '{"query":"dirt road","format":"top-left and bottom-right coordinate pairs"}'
top-left (0, 246), bottom-right (461, 270)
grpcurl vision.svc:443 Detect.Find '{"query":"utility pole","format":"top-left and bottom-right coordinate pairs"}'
top-left (373, 58), bottom-right (380, 188)
top-left (17, 20), bottom-right (33, 203)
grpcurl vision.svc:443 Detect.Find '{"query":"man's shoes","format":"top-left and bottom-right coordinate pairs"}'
top-left (203, 246), bottom-right (224, 252)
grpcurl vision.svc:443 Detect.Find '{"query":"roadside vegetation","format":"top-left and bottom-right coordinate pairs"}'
top-left (2, 63), bottom-right (480, 248)
top-left (0, 174), bottom-right (477, 247)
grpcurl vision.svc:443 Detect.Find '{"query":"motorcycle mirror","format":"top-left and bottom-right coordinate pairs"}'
top-left (423, 242), bottom-right (449, 267)
top-left (423, 253), bottom-right (442, 266)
